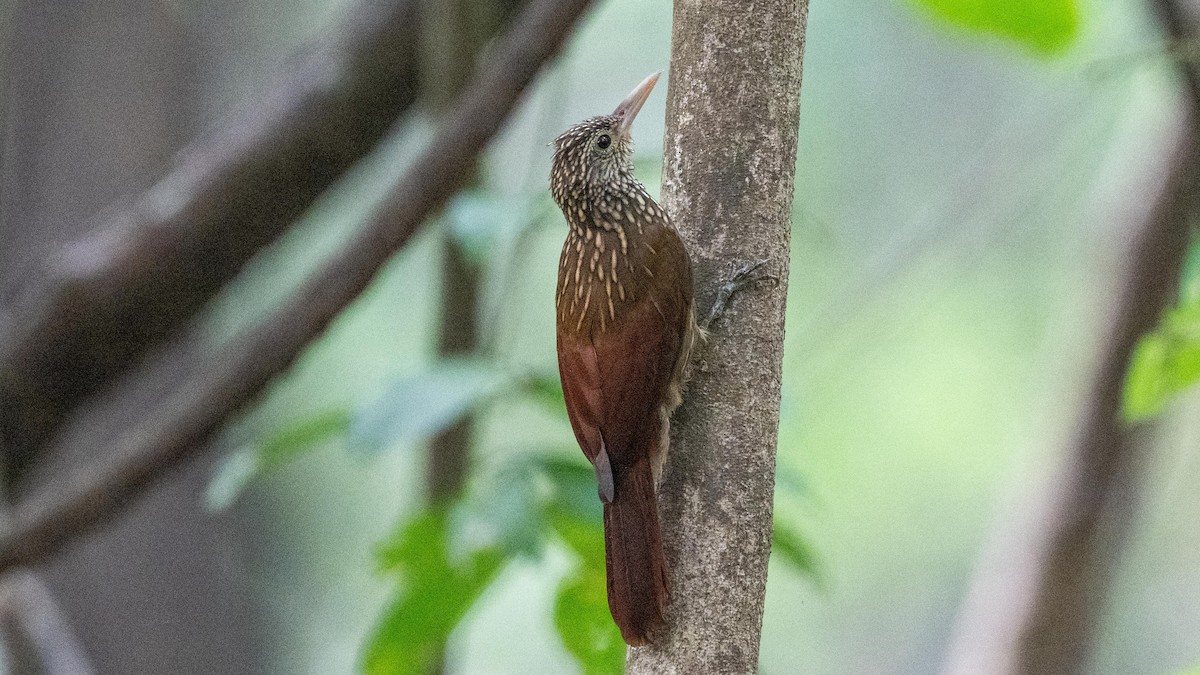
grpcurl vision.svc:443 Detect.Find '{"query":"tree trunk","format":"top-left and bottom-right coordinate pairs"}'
top-left (626, 1), bottom-right (809, 672)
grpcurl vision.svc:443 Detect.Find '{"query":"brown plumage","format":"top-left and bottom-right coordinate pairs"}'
top-left (550, 73), bottom-right (698, 646)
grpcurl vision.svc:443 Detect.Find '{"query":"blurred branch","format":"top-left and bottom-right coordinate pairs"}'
top-left (943, 2), bottom-right (1200, 670)
top-left (0, 570), bottom-right (94, 675)
top-left (0, 0), bottom-right (423, 488)
top-left (428, 239), bottom-right (482, 504)
top-left (1155, 0), bottom-right (1200, 97)
top-left (422, 0), bottom-right (506, 507)
top-left (0, 0), bottom-right (596, 573)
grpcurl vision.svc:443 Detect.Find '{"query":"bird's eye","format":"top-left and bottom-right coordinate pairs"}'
top-left (596, 133), bottom-right (612, 149)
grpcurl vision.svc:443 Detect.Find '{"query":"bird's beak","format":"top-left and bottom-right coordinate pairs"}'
top-left (613, 72), bottom-right (660, 138)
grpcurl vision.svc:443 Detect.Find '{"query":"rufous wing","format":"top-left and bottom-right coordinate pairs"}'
top-left (556, 290), bottom-right (688, 645)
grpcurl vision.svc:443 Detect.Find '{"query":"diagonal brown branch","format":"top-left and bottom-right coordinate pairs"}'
top-left (0, 0), bottom-right (423, 487)
top-left (943, 1), bottom-right (1200, 671)
top-left (0, 0), bottom-right (596, 573)
top-left (1013, 127), bottom-right (1195, 675)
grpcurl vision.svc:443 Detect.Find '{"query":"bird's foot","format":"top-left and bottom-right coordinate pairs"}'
top-left (701, 259), bottom-right (779, 332)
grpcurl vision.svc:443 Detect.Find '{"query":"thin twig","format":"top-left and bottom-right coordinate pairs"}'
top-left (0, 0), bottom-right (596, 572)
top-left (0, 570), bottom-right (95, 675)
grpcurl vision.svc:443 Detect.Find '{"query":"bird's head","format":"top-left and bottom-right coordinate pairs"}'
top-left (550, 72), bottom-right (659, 212)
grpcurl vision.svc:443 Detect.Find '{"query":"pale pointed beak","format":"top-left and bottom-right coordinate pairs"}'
top-left (612, 72), bottom-right (660, 137)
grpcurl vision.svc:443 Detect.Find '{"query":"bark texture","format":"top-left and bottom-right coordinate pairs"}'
top-left (626, 0), bottom-right (808, 672)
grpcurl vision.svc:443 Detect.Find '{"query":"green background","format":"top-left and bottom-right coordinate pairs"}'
top-left (197, 0), bottom-right (1200, 672)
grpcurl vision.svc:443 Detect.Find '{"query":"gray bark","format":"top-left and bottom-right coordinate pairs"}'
top-left (627, 1), bottom-right (809, 672)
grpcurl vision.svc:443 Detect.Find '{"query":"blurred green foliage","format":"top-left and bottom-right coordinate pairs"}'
top-left (1124, 304), bottom-right (1200, 421)
top-left (1124, 238), bottom-right (1200, 421)
top-left (214, 355), bottom-right (817, 673)
top-left (364, 510), bottom-right (504, 675)
top-left (209, 188), bottom-right (817, 672)
top-left (550, 507), bottom-right (625, 675)
top-left (911, 0), bottom-right (1080, 55)
top-left (771, 520), bottom-right (823, 584)
top-left (206, 409), bottom-right (351, 511)
top-left (352, 361), bottom-right (510, 452)
top-left (201, 0), bottom-right (1200, 670)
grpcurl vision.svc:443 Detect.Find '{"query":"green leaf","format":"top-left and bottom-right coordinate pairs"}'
top-left (1122, 237), bottom-right (1200, 420)
top-left (1124, 301), bottom-right (1200, 421)
top-left (554, 565), bottom-right (625, 675)
top-left (538, 458), bottom-right (618, 674)
top-left (376, 510), bottom-right (452, 573)
top-left (535, 455), bottom-right (603, 522)
top-left (520, 373), bottom-right (568, 415)
top-left (352, 361), bottom-right (510, 452)
top-left (260, 408), bottom-right (352, 462)
top-left (549, 506), bottom-right (622, 674)
top-left (1123, 336), bottom-right (1165, 421)
top-left (772, 520), bottom-right (822, 583)
top-left (360, 451), bottom-right (613, 675)
top-left (546, 505), bottom-right (605, 561)
top-left (466, 459), bottom-right (545, 557)
top-left (363, 509), bottom-right (505, 675)
top-left (1164, 315), bottom-right (1200, 388)
top-left (911, 0), bottom-right (1081, 55)
top-left (205, 408), bottom-right (351, 510)
top-left (445, 190), bottom-right (540, 266)
top-left (457, 451), bottom-right (600, 559)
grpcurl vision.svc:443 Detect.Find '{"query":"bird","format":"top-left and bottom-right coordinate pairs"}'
top-left (550, 72), bottom-right (698, 646)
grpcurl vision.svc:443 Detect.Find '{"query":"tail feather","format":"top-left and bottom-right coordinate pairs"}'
top-left (602, 460), bottom-right (669, 646)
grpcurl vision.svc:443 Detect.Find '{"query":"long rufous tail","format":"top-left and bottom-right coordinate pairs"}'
top-left (602, 458), bottom-right (669, 646)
